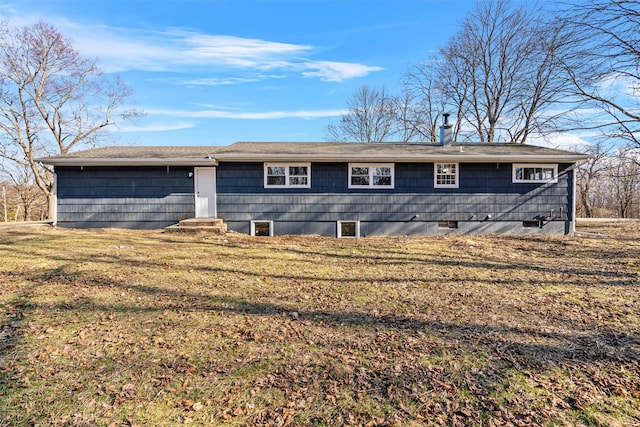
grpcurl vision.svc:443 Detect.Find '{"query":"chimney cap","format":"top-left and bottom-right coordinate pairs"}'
top-left (443, 112), bottom-right (451, 124)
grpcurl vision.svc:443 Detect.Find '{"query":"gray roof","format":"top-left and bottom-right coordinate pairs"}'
top-left (38, 141), bottom-right (589, 166)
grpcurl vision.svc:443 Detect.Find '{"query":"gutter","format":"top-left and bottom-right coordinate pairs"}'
top-left (215, 154), bottom-right (590, 163)
top-left (37, 153), bottom-right (590, 166)
top-left (36, 157), bottom-right (219, 167)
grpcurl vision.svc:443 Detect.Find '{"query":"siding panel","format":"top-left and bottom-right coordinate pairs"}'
top-left (56, 166), bottom-right (195, 228)
top-left (54, 161), bottom-right (575, 234)
top-left (217, 162), bottom-right (574, 235)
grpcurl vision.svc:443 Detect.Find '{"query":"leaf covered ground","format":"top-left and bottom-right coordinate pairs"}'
top-left (0, 222), bottom-right (638, 426)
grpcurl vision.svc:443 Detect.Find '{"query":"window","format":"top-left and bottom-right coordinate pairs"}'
top-left (337, 221), bottom-right (360, 238)
top-left (438, 220), bottom-right (458, 229)
top-left (264, 163), bottom-right (310, 188)
top-left (513, 164), bottom-right (558, 183)
top-left (348, 163), bottom-right (394, 189)
top-left (434, 163), bottom-right (459, 188)
top-left (251, 220), bottom-right (273, 236)
top-left (522, 220), bottom-right (541, 228)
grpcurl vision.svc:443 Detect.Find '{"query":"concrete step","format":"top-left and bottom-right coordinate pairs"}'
top-left (164, 218), bottom-right (227, 234)
top-left (164, 224), bottom-right (227, 234)
top-left (178, 218), bottom-right (225, 227)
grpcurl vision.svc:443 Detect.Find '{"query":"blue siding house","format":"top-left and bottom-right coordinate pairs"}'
top-left (39, 139), bottom-right (588, 236)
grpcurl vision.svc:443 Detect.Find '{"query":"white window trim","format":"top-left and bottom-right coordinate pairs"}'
top-left (434, 162), bottom-right (459, 189)
top-left (348, 163), bottom-right (395, 189)
top-left (264, 163), bottom-right (311, 188)
top-left (250, 220), bottom-right (274, 236)
top-left (337, 220), bottom-right (360, 238)
top-left (512, 163), bottom-right (558, 183)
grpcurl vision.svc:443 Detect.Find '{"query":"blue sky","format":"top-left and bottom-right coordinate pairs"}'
top-left (1, 0), bottom-right (484, 147)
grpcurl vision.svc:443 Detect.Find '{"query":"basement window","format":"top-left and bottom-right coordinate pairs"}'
top-left (513, 164), bottom-right (558, 183)
top-left (264, 163), bottom-right (311, 188)
top-left (337, 221), bottom-right (360, 238)
top-left (438, 220), bottom-right (458, 229)
top-left (522, 220), bottom-right (541, 228)
top-left (251, 220), bottom-right (273, 236)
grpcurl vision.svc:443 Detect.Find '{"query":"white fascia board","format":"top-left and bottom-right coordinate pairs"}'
top-left (38, 158), bottom-right (219, 167)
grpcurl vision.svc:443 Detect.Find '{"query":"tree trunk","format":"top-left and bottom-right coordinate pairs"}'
top-left (580, 187), bottom-right (592, 218)
top-left (46, 192), bottom-right (55, 222)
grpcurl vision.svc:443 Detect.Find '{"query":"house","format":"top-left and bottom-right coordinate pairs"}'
top-left (39, 133), bottom-right (588, 236)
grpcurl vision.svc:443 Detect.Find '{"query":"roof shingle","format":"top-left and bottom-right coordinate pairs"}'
top-left (38, 141), bottom-right (589, 166)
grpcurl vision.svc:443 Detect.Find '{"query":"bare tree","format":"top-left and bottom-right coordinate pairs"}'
top-left (325, 85), bottom-right (399, 143)
top-left (0, 162), bottom-right (47, 221)
top-left (0, 21), bottom-right (138, 216)
top-left (562, 0), bottom-right (640, 146)
top-left (575, 141), bottom-right (610, 217)
top-left (437, 0), bottom-right (576, 143)
top-left (609, 149), bottom-right (640, 218)
top-left (403, 60), bottom-right (452, 142)
top-left (390, 92), bottom-right (428, 142)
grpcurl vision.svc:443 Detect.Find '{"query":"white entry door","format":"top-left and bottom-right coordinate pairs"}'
top-left (194, 167), bottom-right (217, 218)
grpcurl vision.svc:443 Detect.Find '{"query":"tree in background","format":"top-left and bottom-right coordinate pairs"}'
top-left (325, 85), bottom-right (399, 142)
top-left (402, 59), bottom-right (452, 142)
top-left (436, 0), bottom-right (577, 143)
top-left (330, 1), bottom-right (578, 144)
top-left (0, 162), bottom-right (47, 221)
top-left (575, 141), bottom-right (611, 217)
top-left (325, 84), bottom-right (434, 143)
top-left (391, 91), bottom-right (431, 143)
top-left (561, 0), bottom-right (640, 147)
top-left (561, 0), bottom-right (640, 217)
top-left (609, 149), bottom-right (640, 218)
top-left (0, 21), bottom-right (138, 218)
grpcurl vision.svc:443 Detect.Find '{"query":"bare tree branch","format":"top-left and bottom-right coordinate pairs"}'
top-left (0, 20), bottom-right (141, 216)
top-left (561, 0), bottom-right (640, 146)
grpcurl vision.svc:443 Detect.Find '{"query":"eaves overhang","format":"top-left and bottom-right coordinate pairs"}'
top-left (216, 153), bottom-right (590, 163)
top-left (36, 157), bottom-right (219, 167)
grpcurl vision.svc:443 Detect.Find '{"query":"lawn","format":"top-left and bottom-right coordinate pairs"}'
top-left (0, 222), bottom-right (638, 426)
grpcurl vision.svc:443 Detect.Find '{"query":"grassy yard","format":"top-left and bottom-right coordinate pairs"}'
top-left (0, 223), bottom-right (638, 426)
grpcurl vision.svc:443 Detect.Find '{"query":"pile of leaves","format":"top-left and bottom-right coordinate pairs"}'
top-left (0, 222), bottom-right (638, 426)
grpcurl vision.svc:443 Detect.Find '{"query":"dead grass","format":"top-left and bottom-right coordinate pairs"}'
top-left (0, 222), bottom-right (638, 426)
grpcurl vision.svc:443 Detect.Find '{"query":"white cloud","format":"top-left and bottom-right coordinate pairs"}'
top-left (146, 107), bottom-right (345, 120)
top-left (84, 28), bottom-right (382, 82)
top-left (529, 132), bottom-right (593, 150)
top-left (180, 33), bottom-right (311, 67)
top-left (0, 7), bottom-right (382, 82)
top-left (178, 74), bottom-right (288, 86)
top-left (179, 77), bottom-right (262, 86)
top-left (300, 61), bottom-right (384, 82)
top-left (117, 122), bottom-right (194, 133)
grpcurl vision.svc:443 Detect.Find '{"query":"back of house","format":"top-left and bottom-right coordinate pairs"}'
top-left (39, 138), bottom-right (588, 237)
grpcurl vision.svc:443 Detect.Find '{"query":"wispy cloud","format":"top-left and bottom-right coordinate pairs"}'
top-left (171, 74), bottom-right (287, 87)
top-left (117, 122), bottom-right (194, 133)
top-left (0, 7), bottom-right (382, 83)
top-left (85, 28), bottom-right (383, 82)
top-left (530, 133), bottom-right (593, 150)
top-left (179, 33), bottom-right (311, 67)
top-left (300, 61), bottom-right (383, 82)
top-left (147, 107), bottom-right (345, 120)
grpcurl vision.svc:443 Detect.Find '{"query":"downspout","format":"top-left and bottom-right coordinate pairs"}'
top-left (213, 167), bottom-right (218, 218)
top-left (571, 164), bottom-right (577, 234)
top-left (50, 171), bottom-right (58, 226)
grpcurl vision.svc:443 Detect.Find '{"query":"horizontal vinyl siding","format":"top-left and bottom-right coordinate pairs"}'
top-left (55, 166), bottom-right (195, 228)
top-left (217, 194), bottom-right (567, 222)
top-left (217, 162), bottom-right (573, 229)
